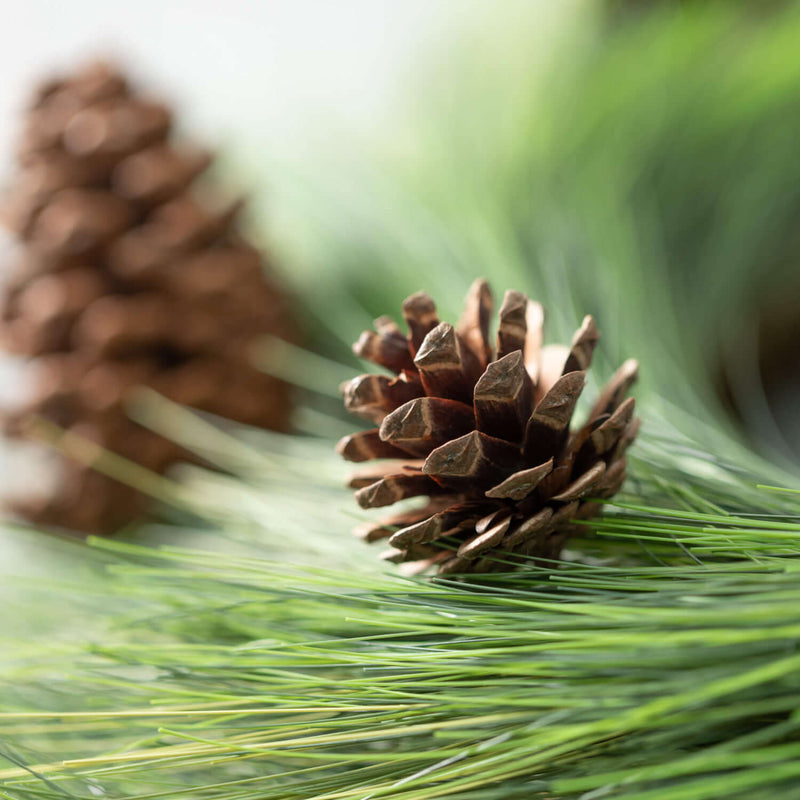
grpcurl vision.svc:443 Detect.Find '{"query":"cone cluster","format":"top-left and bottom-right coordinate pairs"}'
top-left (338, 280), bottom-right (639, 575)
top-left (0, 61), bottom-right (293, 532)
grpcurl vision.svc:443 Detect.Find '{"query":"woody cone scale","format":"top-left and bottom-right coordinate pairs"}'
top-left (338, 280), bottom-right (639, 575)
top-left (0, 61), bottom-right (293, 532)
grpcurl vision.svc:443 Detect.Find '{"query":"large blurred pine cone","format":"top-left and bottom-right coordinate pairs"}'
top-left (0, 61), bottom-right (293, 532)
top-left (337, 280), bottom-right (639, 575)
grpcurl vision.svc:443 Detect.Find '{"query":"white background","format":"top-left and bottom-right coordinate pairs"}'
top-left (0, 1), bottom-right (471, 167)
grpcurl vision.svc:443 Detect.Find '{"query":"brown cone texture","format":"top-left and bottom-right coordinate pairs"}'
top-left (337, 280), bottom-right (639, 575)
top-left (0, 61), bottom-right (293, 532)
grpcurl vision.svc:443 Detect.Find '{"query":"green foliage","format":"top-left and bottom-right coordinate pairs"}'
top-left (2, 416), bottom-right (800, 799)
top-left (258, 0), bottom-right (800, 460)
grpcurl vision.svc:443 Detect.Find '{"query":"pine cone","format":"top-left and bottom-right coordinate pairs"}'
top-left (0, 61), bottom-right (293, 532)
top-left (337, 280), bottom-right (639, 575)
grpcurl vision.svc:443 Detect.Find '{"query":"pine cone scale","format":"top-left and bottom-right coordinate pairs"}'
top-left (402, 291), bottom-right (440, 355)
top-left (457, 514), bottom-right (512, 558)
top-left (423, 430), bottom-right (522, 488)
top-left (413, 322), bottom-right (480, 402)
top-left (389, 501), bottom-right (492, 548)
top-left (354, 471), bottom-right (444, 509)
top-left (380, 397), bottom-right (475, 457)
top-left (484, 458), bottom-right (554, 500)
top-left (336, 430), bottom-right (410, 462)
top-left (496, 290), bottom-right (529, 359)
top-left (473, 350), bottom-right (533, 441)
top-left (457, 278), bottom-right (493, 367)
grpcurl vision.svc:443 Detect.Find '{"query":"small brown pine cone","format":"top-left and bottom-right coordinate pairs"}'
top-left (0, 60), bottom-right (294, 533)
top-left (337, 280), bottom-right (639, 575)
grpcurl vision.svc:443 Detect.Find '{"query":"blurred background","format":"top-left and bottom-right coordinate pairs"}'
top-left (2, 0), bottom-right (800, 557)
top-left (0, 0), bottom-right (464, 542)
top-left (0, 0), bottom-right (457, 157)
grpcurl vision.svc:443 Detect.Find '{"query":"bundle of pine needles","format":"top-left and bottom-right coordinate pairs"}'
top-left (2, 412), bottom-right (800, 799)
top-left (3, 2), bottom-right (800, 799)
